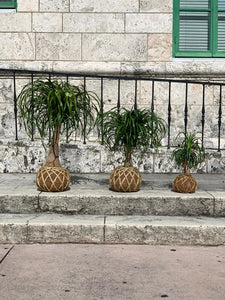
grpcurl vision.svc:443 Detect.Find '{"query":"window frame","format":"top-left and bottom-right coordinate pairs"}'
top-left (173, 0), bottom-right (225, 57)
top-left (0, 0), bottom-right (17, 9)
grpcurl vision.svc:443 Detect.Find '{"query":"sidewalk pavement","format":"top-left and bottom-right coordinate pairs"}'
top-left (0, 243), bottom-right (225, 300)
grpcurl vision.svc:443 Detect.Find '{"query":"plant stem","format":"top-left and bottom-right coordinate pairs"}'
top-left (183, 163), bottom-right (191, 176)
top-left (124, 148), bottom-right (133, 167)
top-left (45, 125), bottom-right (61, 167)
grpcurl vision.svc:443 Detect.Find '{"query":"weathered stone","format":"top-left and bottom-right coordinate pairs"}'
top-left (32, 13), bottom-right (62, 32)
top-left (126, 14), bottom-right (172, 33)
top-left (40, 0), bottom-right (69, 12)
top-left (63, 13), bottom-right (124, 33)
top-left (121, 62), bottom-right (167, 76)
top-left (0, 79), bottom-right (13, 103)
top-left (27, 214), bottom-right (104, 243)
top-left (0, 33), bottom-right (35, 60)
top-left (70, 0), bottom-right (139, 12)
top-left (140, 0), bottom-right (173, 12)
top-left (0, 13), bottom-right (31, 32)
top-left (105, 215), bottom-right (225, 245)
top-left (0, 214), bottom-right (32, 243)
top-left (82, 34), bottom-right (147, 61)
top-left (17, 0), bottom-right (39, 12)
top-left (148, 34), bottom-right (172, 62)
top-left (36, 33), bottom-right (81, 60)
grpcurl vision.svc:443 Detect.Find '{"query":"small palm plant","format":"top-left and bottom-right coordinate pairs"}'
top-left (171, 132), bottom-right (205, 193)
top-left (97, 107), bottom-right (166, 192)
top-left (18, 78), bottom-right (99, 192)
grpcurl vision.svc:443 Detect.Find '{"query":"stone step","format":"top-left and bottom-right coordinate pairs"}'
top-left (1, 173), bottom-right (225, 217)
top-left (1, 213), bottom-right (225, 246)
top-left (1, 188), bottom-right (225, 217)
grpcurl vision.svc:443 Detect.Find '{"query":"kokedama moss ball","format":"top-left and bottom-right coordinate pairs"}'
top-left (109, 166), bottom-right (142, 192)
top-left (36, 166), bottom-right (70, 192)
top-left (173, 173), bottom-right (197, 193)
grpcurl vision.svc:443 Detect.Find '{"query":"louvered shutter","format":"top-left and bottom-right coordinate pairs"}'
top-left (218, 1), bottom-right (225, 51)
top-left (179, 0), bottom-right (210, 52)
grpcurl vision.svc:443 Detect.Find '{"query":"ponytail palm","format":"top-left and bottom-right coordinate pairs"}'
top-left (18, 78), bottom-right (99, 167)
top-left (98, 107), bottom-right (166, 167)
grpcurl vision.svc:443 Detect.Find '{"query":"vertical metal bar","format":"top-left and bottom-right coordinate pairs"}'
top-left (134, 79), bottom-right (137, 110)
top-left (101, 77), bottom-right (104, 145)
top-left (83, 76), bottom-right (87, 144)
top-left (184, 82), bottom-right (188, 134)
top-left (151, 80), bottom-right (155, 112)
top-left (167, 81), bottom-right (171, 149)
top-left (66, 75), bottom-right (69, 143)
top-left (218, 84), bottom-right (222, 152)
top-left (117, 79), bottom-right (120, 112)
top-left (31, 73), bottom-right (34, 141)
top-left (201, 84), bottom-right (205, 150)
top-left (13, 72), bottom-right (18, 140)
top-left (48, 73), bottom-right (51, 143)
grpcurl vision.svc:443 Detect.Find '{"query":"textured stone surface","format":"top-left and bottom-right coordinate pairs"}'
top-left (40, 0), bottom-right (69, 12)
top-left (105, 215), bottom-right (225, 245)
top-left (0, 13), bottom-right (31, 32)
top-left (0, 33), bottom-right (35, 60)
top-left (27, 214), bottom-right (104, 243)
top-left (36, 33), bottom-right (81, 60)
top-left (70, 0), bottom-right (139, 12)
top-left (63, 13), bottom-right (124, 33)
top-left (17, 0), bottom-right (39, 12)
top-left (148, 34), bottom-right (172, 61)
top-left (140, 0), bottom-right (173, 12)
top-left (32, 13), bottom-right (63, 32)
top-left (126, 13), bottom-right (172, 33)
top-left (82, 34), bottom-right (147, 61)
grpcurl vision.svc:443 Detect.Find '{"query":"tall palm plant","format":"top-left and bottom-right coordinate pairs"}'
top-left (171, 132), bottom-right (205, 193)
top-left (18, 78), bottom-right (99, 191)
top-left (97, 107), bottom-right (166, 192)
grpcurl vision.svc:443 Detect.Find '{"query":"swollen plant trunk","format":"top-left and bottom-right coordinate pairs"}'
top-left (183, 163), bottom-right (191, 176)
top-left (124, 148), bottom-right (133, 167)
top-left (45, 125), bottom-right (61, 167)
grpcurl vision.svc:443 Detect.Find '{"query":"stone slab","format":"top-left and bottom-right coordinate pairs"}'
top-left (27, 214), bottom-right (105, 243)
top-left (1, 214), bottom-right (225, 245)
top-left (38, 188), bottom-right (215, 216)
top-left (70, 0), bottom-right (139, 12)
top-left (105, 215), bottom-right (225, 246)
top-left (0, 214), bottom-right (36, 243)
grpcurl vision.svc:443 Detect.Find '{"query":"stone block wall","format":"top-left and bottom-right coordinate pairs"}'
top-left (0, 0), bottom-right (225, 173)
top-left (0, 0), bottom-right (225, 77)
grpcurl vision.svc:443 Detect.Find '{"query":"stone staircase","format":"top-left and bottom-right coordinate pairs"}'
top-left (0, 173), bottom-right (225, 245)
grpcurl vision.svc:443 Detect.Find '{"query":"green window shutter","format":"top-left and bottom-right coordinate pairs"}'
top-left (218, 12), bottom-right (225, 51)
top-left (0, 0), bottom-right (17, 9)
top-left (173, 0), bottom-right (225, 57)
top-left (179, 11), bottom-right (210, 51)
top-left (180, 0), bottom-right (210, 9)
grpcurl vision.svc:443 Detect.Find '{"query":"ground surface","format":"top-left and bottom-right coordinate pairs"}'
top-left (0, 243), bottom-right (225, 300)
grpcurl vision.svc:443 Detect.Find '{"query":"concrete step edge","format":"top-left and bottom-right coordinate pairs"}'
top-left (0, 213), bottom-right (225, 246)
top-left (1, 190), bottom-right (225, 216)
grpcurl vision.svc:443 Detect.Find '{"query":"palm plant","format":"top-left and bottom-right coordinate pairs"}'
top-left (18, 78), bottom-right (99, 191)
top-left (97, 107), bottom-right (166, 192)
top-left (171, 132), bottom-right (205, 193)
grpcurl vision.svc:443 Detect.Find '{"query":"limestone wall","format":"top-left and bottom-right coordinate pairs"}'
top-left (0, 0), bottom-right (225, 77)
top-left (0, 1), bottom-right (225, 173)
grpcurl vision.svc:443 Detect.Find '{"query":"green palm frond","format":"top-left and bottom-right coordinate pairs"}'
top-left (171, 132), bottom-right (205, 170)
top-left (18, 79), bottom-right (100, 140)
top-left (97, 107), bottom-right (167, 154)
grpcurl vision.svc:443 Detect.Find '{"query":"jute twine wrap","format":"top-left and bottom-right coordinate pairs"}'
top-left (173, 173), bottom-right (197, 193)
top-left (109, 166), bottom-right (142, 192)
top-left (36, 166), bottom-right (70, 192)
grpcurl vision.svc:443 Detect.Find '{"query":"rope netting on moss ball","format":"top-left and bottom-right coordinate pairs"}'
top-left (36, 166), bottom-right (70, 192)
top-left (109, 166), bottom-right (142, 192)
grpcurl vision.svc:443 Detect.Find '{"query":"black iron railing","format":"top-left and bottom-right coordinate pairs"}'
top-left (0, 68), bottom-right (224, 151)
